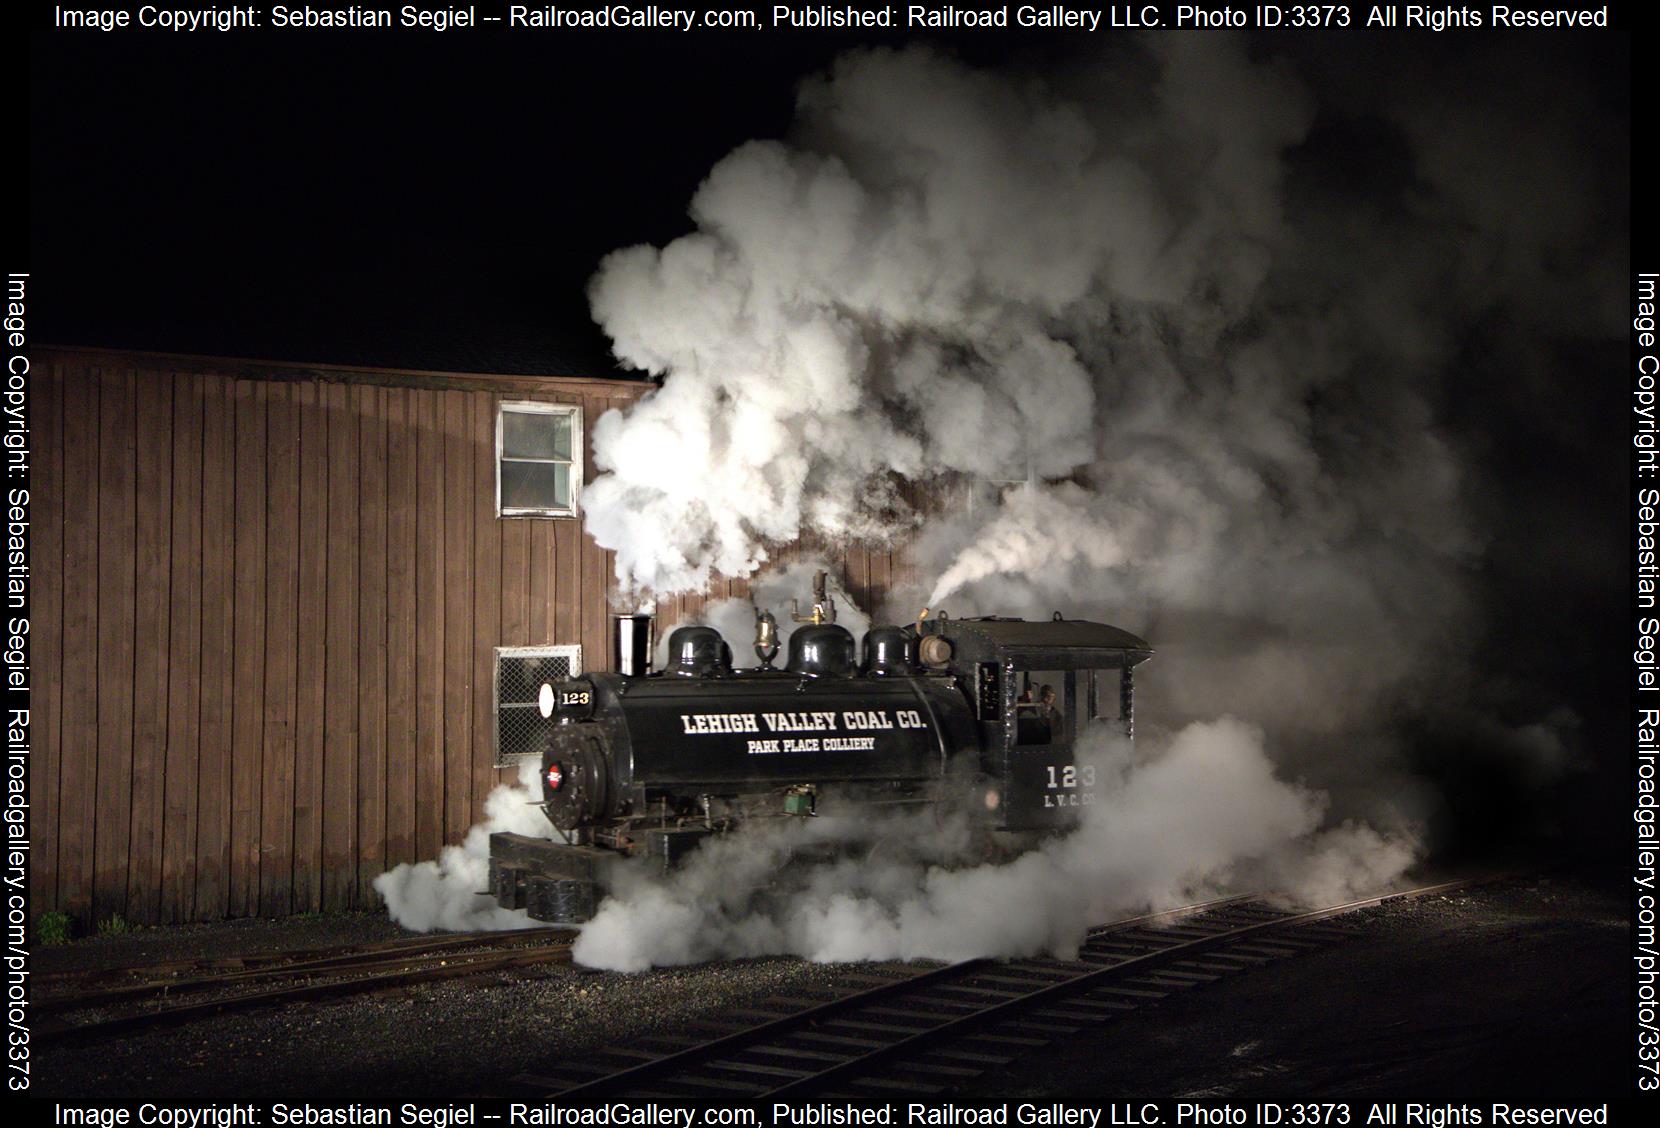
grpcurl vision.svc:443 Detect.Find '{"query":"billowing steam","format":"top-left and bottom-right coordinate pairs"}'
top-left (574, 718), bottom-right (1417, 971)
top-left (583, 38), bottom-right (1324, 600)
top-left (375, 760), bottom-right (555, 932)
top-left (581, 34), bottom-right (1614, 800)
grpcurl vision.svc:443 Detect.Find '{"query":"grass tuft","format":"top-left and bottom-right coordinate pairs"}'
top-left (36, 911), bottom-right (73, 946)
top-left (97, 913), bottom-right (132, 938)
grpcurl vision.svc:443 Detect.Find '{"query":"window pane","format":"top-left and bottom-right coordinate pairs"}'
top-left (1013, 670), bottom-right (1068, 746)
top-left (502, 409), bottom-right (572, 461)
top-left (501, 460), bottom-right (571, 512)
top-left (1090, 670), bottom-right (1123, 721)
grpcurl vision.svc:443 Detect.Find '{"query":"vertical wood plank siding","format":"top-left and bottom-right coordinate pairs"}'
top-left (292, 382), bottom-right (329, 913)
top-left (32, 350), bottom-right (922, 924)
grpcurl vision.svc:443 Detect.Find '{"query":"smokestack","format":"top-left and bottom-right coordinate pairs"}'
top-left (613, 613), bottom-right (654, 677)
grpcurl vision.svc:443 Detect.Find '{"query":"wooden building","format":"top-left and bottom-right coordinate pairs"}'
top-left (29, 347), bottom-right (925, 926)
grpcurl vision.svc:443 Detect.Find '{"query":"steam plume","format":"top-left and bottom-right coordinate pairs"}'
top-left (573, 719), bottom-right (1418, 971)
top-left (375, 760), bottom-right (555, 932)
top-left (581, 35), bottom-right (1616, 804)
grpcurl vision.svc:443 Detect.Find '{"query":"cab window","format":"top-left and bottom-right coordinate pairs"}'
top-left (1013, 671), bottom-right (1070, 746)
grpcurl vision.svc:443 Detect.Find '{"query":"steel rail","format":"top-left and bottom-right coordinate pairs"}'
top-left (532, 893), bottom-right (1262, 1100)
top-left (762, 877), bottom-right (1487, 1100)
top-left (35, 925), bottom-right (558, 987)
top-left (39, 936), bottom-right (578, 1044)
top-left (37, 928), bottom-right (576, 1014)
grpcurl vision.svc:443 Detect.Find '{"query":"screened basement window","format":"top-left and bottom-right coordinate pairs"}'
top-left (497, 402), bottom-right (582, 518)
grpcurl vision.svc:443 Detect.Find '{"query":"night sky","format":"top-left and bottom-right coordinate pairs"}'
top-left (29, 27), bottom-right (922, 373)
top-left (27, 21), bottom-right (1631, 374)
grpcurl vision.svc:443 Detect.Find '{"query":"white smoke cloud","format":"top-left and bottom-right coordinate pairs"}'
top-left (580, 35), bottom-right (1610, 805)
top-left (572, 717), bottom-right (1418, 971)
top-left (374, 760), bottom-right (557, 933)
top-left (581, 40), bottom-right (1326, 603)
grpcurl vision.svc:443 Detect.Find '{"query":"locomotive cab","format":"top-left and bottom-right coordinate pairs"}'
top-left (915, 614), bottom-right (1151, 827)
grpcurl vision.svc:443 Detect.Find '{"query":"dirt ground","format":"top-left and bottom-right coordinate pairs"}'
top-left (24, 876), bottom-right (1629, 1103)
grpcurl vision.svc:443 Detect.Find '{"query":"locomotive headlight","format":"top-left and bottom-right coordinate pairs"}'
top-left (537, 682), bottom-right (556, 719)
top-left (984, 788), bottom-right (1001, 811)
top-left (545, 763), bottom-right (565, 791)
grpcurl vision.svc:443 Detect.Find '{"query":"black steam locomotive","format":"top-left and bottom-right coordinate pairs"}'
top-left (487, 576), bottom-right (1152, 924)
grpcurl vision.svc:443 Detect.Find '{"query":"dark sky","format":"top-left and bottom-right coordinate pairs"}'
top-left (27, 25), bottom-right (1017, 374)
top-left (30, 32), bottom-right (783, 373)
top-left (28, 18), bottom-right (1634, 379)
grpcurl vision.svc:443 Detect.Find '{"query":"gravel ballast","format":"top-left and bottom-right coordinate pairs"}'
top-left (28, 877), bottom-right (1626, 1103)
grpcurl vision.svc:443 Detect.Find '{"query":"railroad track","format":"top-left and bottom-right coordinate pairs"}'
top-left (35, 926), bottom-right (561, 994)
top-left (35, 925), bottom-right (559, 989)
top-left (507, 878), bottom-right (1493, 1101)
top-left (37, 927), bottom-right (578, 1044)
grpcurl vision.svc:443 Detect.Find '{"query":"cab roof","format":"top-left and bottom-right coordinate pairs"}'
top-left (937, 616), bottom-right (1153, 667)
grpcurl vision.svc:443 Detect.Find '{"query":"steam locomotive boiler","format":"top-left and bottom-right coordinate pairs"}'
top-left (487, 576), bottom-right (1152, 924)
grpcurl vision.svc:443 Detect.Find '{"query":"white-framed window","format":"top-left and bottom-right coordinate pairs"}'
top-left (497, 401), bottom-right (582, 518)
